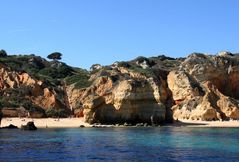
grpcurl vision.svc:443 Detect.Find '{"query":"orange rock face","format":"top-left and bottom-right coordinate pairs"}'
top-left (0, 64), bottom-right (68, 117)
top-left (168, 53), bottom-right (239, 121)
top-left (67, 68), bottom-right (169, 124)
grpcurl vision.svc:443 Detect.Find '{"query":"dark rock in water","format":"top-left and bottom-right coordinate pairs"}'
top-left (79, 125), bottom-right (85, 128)
top-left (1, 124), bottom-right (18, 129)
top-left (21, 122), bottom-right (37, 130)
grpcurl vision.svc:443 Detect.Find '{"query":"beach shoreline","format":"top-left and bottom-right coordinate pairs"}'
top-left (171, 119), bottom-right (239, 127)
top-left (2, 118), bottom-right (239, 128)
top-left (1, 117), bottom-right (91, 128)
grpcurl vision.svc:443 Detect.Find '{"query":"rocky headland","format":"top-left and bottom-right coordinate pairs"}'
top-left (1, 51), bottom-right (239, 125)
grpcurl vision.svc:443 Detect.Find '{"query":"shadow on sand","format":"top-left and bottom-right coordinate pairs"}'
top-left (165, 121), bottom-right (208, 127)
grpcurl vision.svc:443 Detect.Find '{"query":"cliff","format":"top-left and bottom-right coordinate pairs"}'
top-left (168, 52), bottom-right (239, 121)
top-left (1, 51), bottom-right (239, 124)
top-left (0, 54), bottom-right (88, 118)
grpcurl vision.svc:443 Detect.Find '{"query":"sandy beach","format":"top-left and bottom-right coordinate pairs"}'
top-left (172, 119), bottom-right (239, 127)
top-left (2, 118), bottom-right (239, 128)
top-left (1, 117), bottom-right (91, 128)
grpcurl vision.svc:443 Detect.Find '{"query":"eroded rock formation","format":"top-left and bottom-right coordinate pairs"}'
top-left (67, 68), bottom-right (169, 124)
top-left (67, 52), bottom-right (239, 123)
top-left (0, 63), bottom-right (68, 117)
top-left (1, 52), bottom-right (239, 123)
top-left (168, 52), bottom-right (239, 121)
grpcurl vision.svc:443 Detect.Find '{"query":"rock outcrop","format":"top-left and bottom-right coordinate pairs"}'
top-left (168, 53), bottom-right (239, 121)
top-left (21, 122), bottom-right (37, 130)
top-left (67, 68), bottom-right (169, 124)
top-left (1, 124), bottom-right (18, 129)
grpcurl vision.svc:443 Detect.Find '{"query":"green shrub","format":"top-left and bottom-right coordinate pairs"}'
top-left (39, 63), bottom-right (73, 79)
top-left (129, 65), bottom-right (155, 77)
top-left (47, 52), bottom-right (62, 60)
top-left (0, 49), bottom-right (7, 57)
top-left (74, 80), bottom-right (92, 89)
top-left (65, 75), bottom-right (86, 85)
top-left (135, 56), bottom-right (156, 67)
top-left (118, 61), bottom-right (131, 68)
top-left (163, 60), bottom-right (180, 68)
top-left (65, 68), bottom-right (91, 89)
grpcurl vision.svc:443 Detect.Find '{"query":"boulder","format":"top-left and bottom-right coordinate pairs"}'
top-left (21, 122), bottom-right (37, 130)
top-left (1, 124), bottom-right (18, 129)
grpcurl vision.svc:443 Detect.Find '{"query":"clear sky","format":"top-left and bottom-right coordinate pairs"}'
top-left (0, 0), bottom-right (238, 69)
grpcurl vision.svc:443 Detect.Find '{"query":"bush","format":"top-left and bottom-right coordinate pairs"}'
top-left (118, 61), bottom-right (131, 68)
top-left (0, 55), bottom-right (45, 73)
top-left (0, 49), bottom-right (7, 57)
top-left (65, 68), bottom-right (91, 89)
top-left (135, 56), bottom-right (156, 67)
top-left (65, 75), bottom-right (86, 85)
top-left (129, 65), bottom-right (155, 77)
top-left (135, 56), bottom-right (147, 63)
top-left (74, 80), bottom-right (92, 89)
top-left (157, 55), bottom-right (175, 61)
top-left (0, 99), bottom-right (17, 108)
top-left (163, 60), bottom-right (180, 68)
top-left (39, 63), bottom-right (73, 79)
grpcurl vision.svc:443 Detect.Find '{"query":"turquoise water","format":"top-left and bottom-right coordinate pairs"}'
top-left (0, 127), bottom-right (239, 161)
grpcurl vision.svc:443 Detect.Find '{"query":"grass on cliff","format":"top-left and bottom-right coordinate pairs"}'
top-left (129, 65), bottom-right (155, 77)
top-left (64, 68), bottom-right (92, 89)
top-left (116, 61), bottom-right (155, 78)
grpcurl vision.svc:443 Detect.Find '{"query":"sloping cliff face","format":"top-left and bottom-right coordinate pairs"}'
top-left (0, 55), bottom-right (72, 118)
top-left (0, 64), bottom-right (67, 117)
top-left (168, 52), bottom-right (239, 121)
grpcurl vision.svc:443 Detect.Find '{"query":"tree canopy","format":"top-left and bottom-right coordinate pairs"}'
top-left (47, 52), bottom-right (62, 60)
top-left (0, 49), bottom-right (7, 57)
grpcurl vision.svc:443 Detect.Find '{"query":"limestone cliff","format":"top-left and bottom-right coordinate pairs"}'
top-left (1, 52), bottom-right (239, 123)
top-left (67, 52), bottom-right (239, 123)
top-left (0, 64), bottom-right (68, 117)
top-left (66, 67), bottom-right (170, 124)
top-left (0, 55), bottom-right (71, 117)
top-left (167, 52), bottom-right (239, 121)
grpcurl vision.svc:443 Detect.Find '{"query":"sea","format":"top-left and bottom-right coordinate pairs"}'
top-left (0, 127), bottom-right (239, 162)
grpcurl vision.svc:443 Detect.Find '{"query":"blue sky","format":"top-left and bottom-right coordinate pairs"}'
top-left (0, 0), bottom-right (238, 69)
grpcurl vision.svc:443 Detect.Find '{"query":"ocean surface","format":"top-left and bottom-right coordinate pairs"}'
top-left (0, 127), bottom-right (239, 162)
